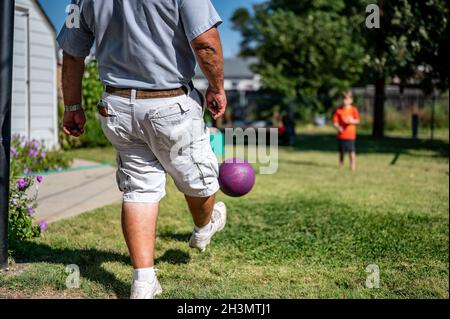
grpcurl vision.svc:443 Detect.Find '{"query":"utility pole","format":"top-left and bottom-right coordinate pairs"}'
top-left (0, 0), bottom-right (16, 270)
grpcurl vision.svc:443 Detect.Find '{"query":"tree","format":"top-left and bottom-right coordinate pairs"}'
top-left (362, 0), bottom-right (449, 137)
top-left (232, 0), bottom-right (449, 137)
top-left (231, 0), bottom-right (366, 115)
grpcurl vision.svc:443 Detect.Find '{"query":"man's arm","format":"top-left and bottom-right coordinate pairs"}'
top-left (191, 27), bottom-right (226, 119)
top-left (62, 52), bottom-right (86, 137)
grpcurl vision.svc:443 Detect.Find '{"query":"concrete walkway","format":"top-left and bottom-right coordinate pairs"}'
top-left (34, 159), bottom-right (122, 223)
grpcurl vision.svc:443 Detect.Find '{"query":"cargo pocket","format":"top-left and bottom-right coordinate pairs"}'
top-left (190, 135), bottom-right (218, 187)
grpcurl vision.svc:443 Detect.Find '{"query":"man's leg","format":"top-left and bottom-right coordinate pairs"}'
top-left (185, 195), bottom-right (215, 228)
top-left (350, 152), bottom-right (356, 171)
top-left (185, 194), bottom-right (226, 252)
top-left (122, 202), bottom-right (159, 268)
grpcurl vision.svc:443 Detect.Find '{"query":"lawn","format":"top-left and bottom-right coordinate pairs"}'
top-left (1, 129), bottom-right (448, 299)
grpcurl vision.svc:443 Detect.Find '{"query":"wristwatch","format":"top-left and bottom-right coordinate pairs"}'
top-left (65, 103), bottom-right (83, 112)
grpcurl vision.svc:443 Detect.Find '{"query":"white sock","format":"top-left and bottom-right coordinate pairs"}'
top-left (195, 221), bottom-right (212, 234)
top-left (133, 267), bottom-right (156, 282)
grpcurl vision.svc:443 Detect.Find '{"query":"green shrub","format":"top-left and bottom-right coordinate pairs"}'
top-left (8, 174), bottom-right (42, 242)
top-left (9, 135), bottom-right (71, 242)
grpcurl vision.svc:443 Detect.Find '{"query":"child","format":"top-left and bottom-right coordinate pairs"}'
top-left (332, 91), bottom-right (360, 171)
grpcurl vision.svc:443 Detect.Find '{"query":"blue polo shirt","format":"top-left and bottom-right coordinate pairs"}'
top-left (57, 0), bottom-right (222, 90)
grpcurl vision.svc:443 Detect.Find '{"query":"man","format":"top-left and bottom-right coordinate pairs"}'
top-left (57, 0), bottom-right (227, 299)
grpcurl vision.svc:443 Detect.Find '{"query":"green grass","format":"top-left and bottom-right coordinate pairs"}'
top-left (1, 128), bottom-right (448, 299)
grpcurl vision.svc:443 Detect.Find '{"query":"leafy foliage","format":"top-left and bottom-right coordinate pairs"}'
top-left (8, 136), bottom-right (70, 242)
top-left (362, 0), bottom-right (449, 92)
top-left (232, 0), bottom-right (449, 123)
top-left (232, 0), bottom-right (366, 114)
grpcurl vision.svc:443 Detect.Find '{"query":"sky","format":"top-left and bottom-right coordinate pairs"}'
top-left (38, 0), bottom-right (264, 58)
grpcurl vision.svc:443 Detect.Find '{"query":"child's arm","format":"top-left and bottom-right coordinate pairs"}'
top-left (350, 108), bottom-right (361, 125)
top-left (332, 112), bottom-right (343, 132)
top-left (333, 122), bottom-right (343, 132)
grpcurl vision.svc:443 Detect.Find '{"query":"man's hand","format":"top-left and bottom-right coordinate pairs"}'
top-left (63, 110), bottom-right (86, 137)
top-left (61, 52), bottom-right (86, 137)
top-left (206, 86), bottom-right (227, 119)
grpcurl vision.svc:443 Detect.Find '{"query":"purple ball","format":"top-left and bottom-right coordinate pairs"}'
top-left (219, 158), bottom-right (256, 197)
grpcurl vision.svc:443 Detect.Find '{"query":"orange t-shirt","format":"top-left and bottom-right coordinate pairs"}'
top-left (332, 106), bottom-right (360, 140)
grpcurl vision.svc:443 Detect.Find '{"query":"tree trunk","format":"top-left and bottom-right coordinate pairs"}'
top-left (372, 0), bottom-right (385, 139)
top-left (372, 77), bottom-right (385, 138)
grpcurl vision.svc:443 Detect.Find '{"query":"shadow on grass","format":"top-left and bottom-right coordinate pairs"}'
top-left (277, 159), bottom-right (337, 168)
top-left (158, 231), bottom-right (191, 242)
top-left (156, 249), bottom-right (190, 265)
top-left (294, 133), bottom-right (449, 158)
top-left (10, 241), bottom-right (189, 299)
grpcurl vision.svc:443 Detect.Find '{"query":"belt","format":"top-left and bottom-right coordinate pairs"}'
top-left (106, 85), bottom-right (188, 99)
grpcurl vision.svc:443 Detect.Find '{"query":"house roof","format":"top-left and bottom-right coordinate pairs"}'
top-left (35, 0), bottom-right (57, 35)
top-left (195, 57), bottom-right (258, 79)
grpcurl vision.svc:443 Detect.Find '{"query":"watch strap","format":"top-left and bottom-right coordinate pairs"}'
top-left (65, 103), bottom-right (83, 112)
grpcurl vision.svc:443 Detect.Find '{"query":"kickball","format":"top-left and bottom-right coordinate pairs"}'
top-left (218, 158), bottom-right (256, 197)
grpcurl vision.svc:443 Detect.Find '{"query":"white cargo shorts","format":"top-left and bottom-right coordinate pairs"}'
top-left (99, 89), bottom-right (220, 203)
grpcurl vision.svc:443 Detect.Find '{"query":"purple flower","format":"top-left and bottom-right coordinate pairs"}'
top-left (28, 139), bottom-right (40, 149)
top-left (28, 149), bottom-right (38, 157)
top-left (39, 220), bottom-right (47, 231)
top-left (36, 175), bottom-right (43, 183)
top-left (17, 178), bottom-right (26, 190)
top-left (24, 167), bottom-right (33, 175)
top-left (40, 151), bottom-right (46, 158)
top-left (28, 207), bottom-right (35, 215)
top-left (10, 147), bottom-right (18, 158)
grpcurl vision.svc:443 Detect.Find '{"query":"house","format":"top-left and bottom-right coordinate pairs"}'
top-left (193, 57), bottom-right (261, 125)
top-left (193, 57), bottom-right (261, 93)
top-left (11, 0), bottom-right (58, 147)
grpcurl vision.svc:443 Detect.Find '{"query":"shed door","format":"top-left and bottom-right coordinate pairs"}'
top-left (11, 8), bottom-right (30, 139)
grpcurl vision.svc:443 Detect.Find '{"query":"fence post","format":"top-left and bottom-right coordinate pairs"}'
top-left (430, 94), bottom-right (436, 141)
top-left (412, 114), bottom-right (419, 140)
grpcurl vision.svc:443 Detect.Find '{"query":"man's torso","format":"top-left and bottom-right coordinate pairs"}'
top-left (58, 0), bottom-right (221, 90)
top-left (87, 0), bottom-right (193, 89)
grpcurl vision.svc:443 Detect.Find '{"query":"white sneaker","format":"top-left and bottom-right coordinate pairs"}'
top-left (189, 202), bottom-right (227, 252)
top-left (130, 278), bottom-right (162, 299)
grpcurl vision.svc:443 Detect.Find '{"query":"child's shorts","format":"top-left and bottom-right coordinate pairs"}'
top-left (338, 139), bottom-right (356, 153)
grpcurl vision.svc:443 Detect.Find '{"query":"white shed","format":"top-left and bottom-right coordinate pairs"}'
top-left (11, 0), bottom-right (58, 147)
